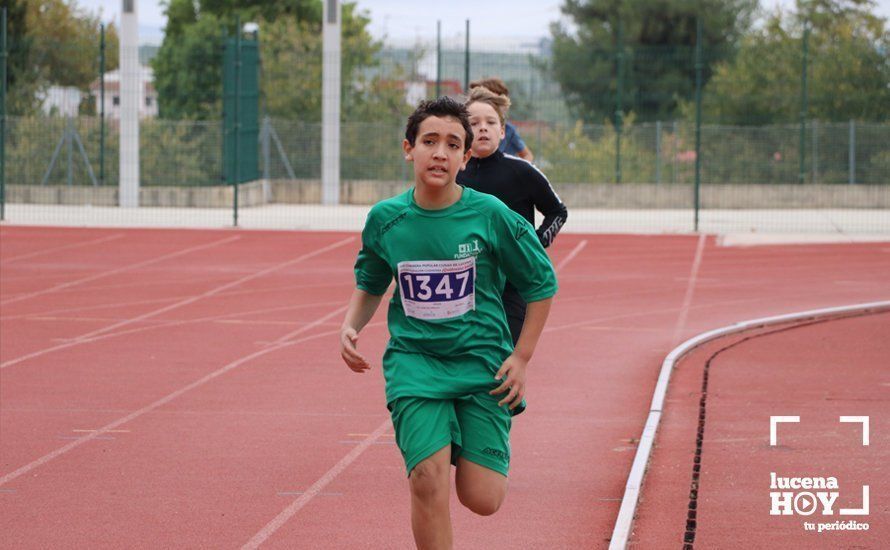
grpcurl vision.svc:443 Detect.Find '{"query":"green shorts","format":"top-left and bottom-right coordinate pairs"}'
top-left (389, 393), bottom-right (512, 477)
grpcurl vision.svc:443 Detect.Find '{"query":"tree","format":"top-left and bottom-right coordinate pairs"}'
top-left (152, 3), bottom-right (224, 120)
top-left (259, 4), bottom-right (408, 122)
top-left (153, 0), bottom-right (408, 121)
top-left (1, 0), bottom-right (119, 115)
top-left (694, 0), bottom-right (890, 123)
top-left (548, 0), bottom-right (757, 124)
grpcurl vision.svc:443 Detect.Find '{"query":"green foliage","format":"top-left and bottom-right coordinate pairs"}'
top-left (3, 0), bottom-right (119, 115)
top-left (7, 115), bottom-right (887, 186)
top-left (6, 115), bottom-right (221, 187)
top-left (153, 0), bottom-right (408, 122)
top-left (691, 0), bottom-right (890, 124)
top-left (153, 11), bottom-right (225, 120)
top-left (549, 0), bottom-right (756, 124)
top-left (140, 121), bottom-right (222, 185)
top-left (537, 117), bottom-right (656, 183)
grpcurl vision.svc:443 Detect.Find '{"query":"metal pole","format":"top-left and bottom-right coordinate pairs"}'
top-left (99, 24), bottom-right (106, 185)
top-left (233, 16), bottom-right (241, 226)
top-left (0, 7), bottom-right (6, 221)
top-left (694, 17), bottom-right (703, 231)
top-left (655, 120), bottom-right (662, 184)
top-left (798, 24), bottom-right (809, 184)
top-left (615, 20), bottom-right (623, 184)
top-left (464, 19), bottom-right (470, 92)
top-left (118, 0), bottom-right (140, 206)
top-left (811, 119), bottom-right (818, 183)
top-left (672, 119), bottom-right (678, 184)
top-left (66, 118), bottom-right (74, 187)
top-left (262, 116), bottom-right (270, 181)
top-left (848, 119), bottom-right (855, 185)
top-left (436, 20), bottom-right (441, 98)
top-left (321, 0), bottom-right (341, 205)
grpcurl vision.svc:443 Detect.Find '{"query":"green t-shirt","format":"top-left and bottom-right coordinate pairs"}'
top-left (354, 186), bottom-right (558, 407)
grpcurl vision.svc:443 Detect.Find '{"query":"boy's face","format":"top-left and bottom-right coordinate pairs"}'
top-left (467, 101), bottom-right (505, 158)
top-left (403, 115), bottom-right (472, 190)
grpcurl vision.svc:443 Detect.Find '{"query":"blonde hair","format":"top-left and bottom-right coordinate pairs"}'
top-left (465, 86), bottom-right (511, 126)
top-left (469, 77), bottom-right (510, 97)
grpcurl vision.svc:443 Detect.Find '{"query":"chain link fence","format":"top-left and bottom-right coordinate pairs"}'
top-left (2, 14), bottom-right (888, 233)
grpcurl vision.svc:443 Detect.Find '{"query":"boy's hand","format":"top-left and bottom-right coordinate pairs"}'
top-left (340, 327), bottom-right (370, 373)
top-left (489, 354), bottom-right (528, 410)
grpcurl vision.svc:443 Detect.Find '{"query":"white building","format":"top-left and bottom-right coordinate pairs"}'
top-left (90, 66), bottom-right (158, 119)
top-left (41, 86), bottom-right (83, 117)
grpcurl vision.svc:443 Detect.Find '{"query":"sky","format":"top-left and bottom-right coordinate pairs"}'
top-left (78, 0), bottom-right (890, 46)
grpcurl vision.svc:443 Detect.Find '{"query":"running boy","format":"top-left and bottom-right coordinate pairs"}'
top-left (339, 97), bottom-right (557, 549)
top-left (468, 77), bottom-right (534, 161)
top-left (458, 86), bottom-right (568, 345)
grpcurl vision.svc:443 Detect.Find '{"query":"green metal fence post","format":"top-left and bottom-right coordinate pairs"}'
top-left (798, 24), bottom-right (809, 184)
top-left (233, 16), bottom-right (241, 226)
top-left (0, 7), bottom-right (6, 221)
top-left (694, 17), bottom-right (703, 232)
top-left (672, 120), bottom-right (678, 184)
top-left (615, 20), bottom-right (624, 184)
top-left (464, 19), bottom-right (470, 92)
top-left (99, 23), bottom-right (106, 186)
top-left (811, 119), bottom-right (818, 183)
top-left (66, 117), bottom-right (73, 186)
top-left (436, 20), bottom-right (441, 98)
top-left (655, 120), bottom-right (662, 184)
top-left (848, 119), bottom-right (855, 185)
top-left (262, 116), bottom-right (270, 181)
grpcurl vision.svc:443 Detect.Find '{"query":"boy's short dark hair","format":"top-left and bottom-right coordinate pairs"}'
top-left (405, 97), bottom-right (474, 152)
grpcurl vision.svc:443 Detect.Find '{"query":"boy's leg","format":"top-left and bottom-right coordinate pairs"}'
top-left (390, 397), bottom-right (460, 549)
top-left (453, 393), bottom-right (512, 516)
top-left (409, 445), bottom-right (453, 550)
top-left (455, 456), bottom-right (507, 516)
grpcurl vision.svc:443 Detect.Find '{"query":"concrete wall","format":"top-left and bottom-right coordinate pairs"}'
top-left (271, 180), bottom-right (890, 209)
top-left (7, 180), bottom-right (890, 209)
top-left (7, 181), bottom-right (266, 208)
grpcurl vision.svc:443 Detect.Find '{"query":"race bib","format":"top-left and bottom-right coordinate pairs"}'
top-left (397, 257), bottom-right (476, 320)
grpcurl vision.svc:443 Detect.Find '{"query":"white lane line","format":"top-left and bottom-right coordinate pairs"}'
top-left (73, 237), bottom-right (355, 341)
top-left (241, 419), bottom-right (392, 550)
top-left (671, 234), bottom-right (706, 345)
top-left (555, 240), bottom-right (588, 273)
top-left (607, 300), bottom-right (890, 550)
top-left (1, 279), bottom-right (347, 321)
top-left (0, 235), bottom-right (241, 306)
top-left (237, 245), bottom-right (588, 545)
top-left (0, 237), bottom-right (354, 370)
top-left (4, 299), bottom-right (345, 375)
top-left (0, 295), bottom-right (194, 321)
top-left (0, 233), bottom-right (126, 265)
top-left (0, 306), bottom-right (351, 488)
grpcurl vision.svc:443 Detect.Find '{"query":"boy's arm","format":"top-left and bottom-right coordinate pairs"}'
top-left (517, 146), bottom-right (534, 162)
top-left (340, 288), bottom-right (384, 373)
top-left (490, 297), bottom-right (553, 409)
top-left (529, 166), bottom-right (567, 248)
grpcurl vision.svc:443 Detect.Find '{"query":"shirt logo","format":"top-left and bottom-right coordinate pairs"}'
top-left (455, 239), bottom-right (483, 259)
top-left (515, 220), bottom-right (529, 240)
top-left (381, 212), bottom-right (407, 235)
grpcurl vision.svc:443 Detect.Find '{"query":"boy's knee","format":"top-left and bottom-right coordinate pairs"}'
top-left (409, 458), bottom-right (449, 502)
top-left (457, 486), bottom-right (505, 516)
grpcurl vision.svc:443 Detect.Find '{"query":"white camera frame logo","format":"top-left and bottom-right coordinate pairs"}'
top-left (769, 416), bottom-right (869, 517)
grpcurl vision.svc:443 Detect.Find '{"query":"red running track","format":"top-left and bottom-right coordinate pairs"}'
top-left (632, 311), bottom-right (889, 549)
top-left (1, 226), bottom-right (888, 548)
